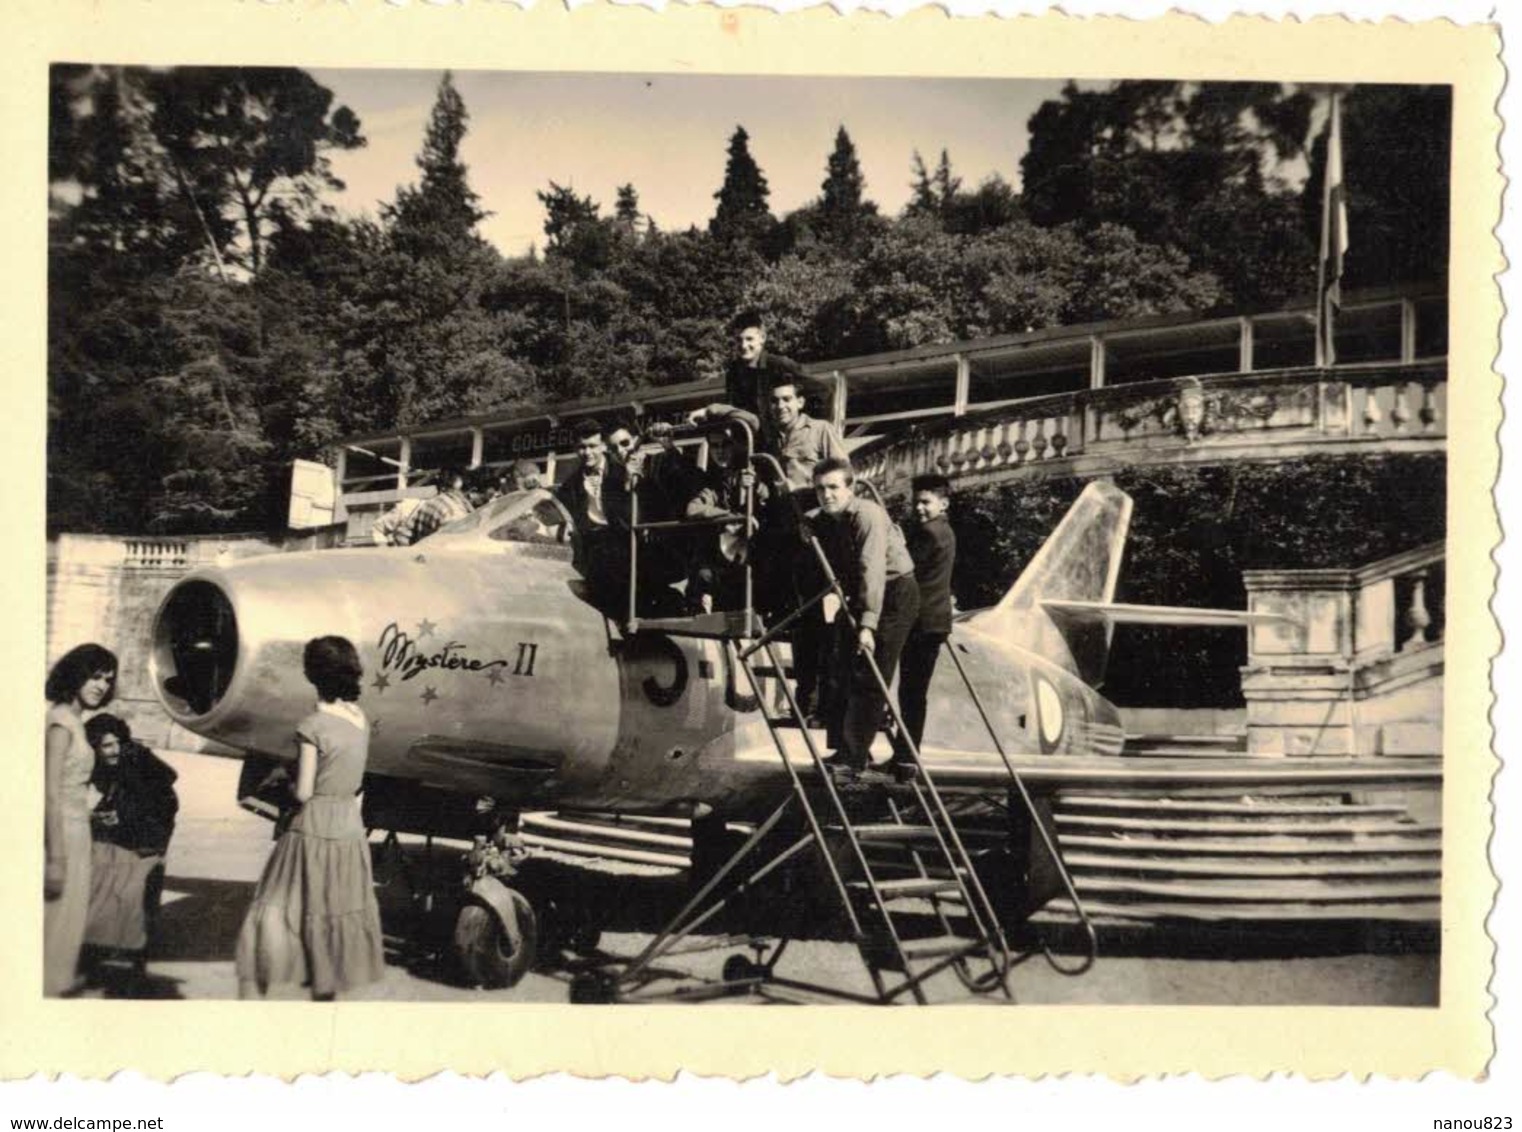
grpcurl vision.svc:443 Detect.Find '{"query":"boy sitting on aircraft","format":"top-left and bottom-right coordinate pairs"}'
top-left (681, 420), bottom-right (767, 613)
top-left (610, 414), bottom-right (704, 594)
top-left (808, 457), bottom-right (920, 783)
top-left (370, 469), bottom-right (437, 546)
top-left (399, 465), bottom-right (474, 545)
top-left (556, 419), bottom-right (632, 603)
top-left (686, 310), bottom-right (831, 435)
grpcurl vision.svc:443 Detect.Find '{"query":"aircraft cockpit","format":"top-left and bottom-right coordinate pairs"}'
top-left (429, 488), bottom-right (575, 558)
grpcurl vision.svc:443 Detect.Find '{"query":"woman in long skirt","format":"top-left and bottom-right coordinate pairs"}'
top-left (44, 643), bottom-right (119, 996)
top-left (82, 713), bottom-right (178, 977)
top-left (235, 636), bottom-right (385, 1000)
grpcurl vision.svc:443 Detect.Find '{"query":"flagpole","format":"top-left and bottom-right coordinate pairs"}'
top-left (1315, 91), bottom-right (1347, 369)
top-left (1315, 178), bottom-right (1328, 370)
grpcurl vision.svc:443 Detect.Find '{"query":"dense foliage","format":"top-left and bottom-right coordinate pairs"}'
top-left (47, 69), bottom-right (1449, 534)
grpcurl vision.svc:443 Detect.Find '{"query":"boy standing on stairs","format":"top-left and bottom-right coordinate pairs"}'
top-left (894, 473), bottom-right (957, 763)
top-left (808, 457), bottom-right (920, 783)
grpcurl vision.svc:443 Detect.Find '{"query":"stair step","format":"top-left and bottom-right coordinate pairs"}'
top-left (1062, 851), bottom-right (1441, 880)
top-left (1121, 747), bottom-right (1258, 760)
top-left (899, 935), bottom-right (981, 959)
top-left (1072, 875), bottom-right (1440, 903)
top-left (1125, 734), bottom-right (1246, 751)
top-left (1058, 832), bottom-right (1441, 857)
top-left (837, 823), bottom-right (939, 844)
top-left (1053, 813), bottom-right (1439, 838)
top-left (850, 876), bottom-right (964, 899)
top-left (1035, 896), bottom-right (1442, 925)
top-left (1057, 796), bottom-right (1409, 819)
top-left (635, 611), bottom-right (758, 639)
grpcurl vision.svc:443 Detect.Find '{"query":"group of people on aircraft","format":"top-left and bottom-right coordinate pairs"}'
top-left (551, 312), bottom-right (961, 785)
top-left (365, 310), bottom-right (959, 784)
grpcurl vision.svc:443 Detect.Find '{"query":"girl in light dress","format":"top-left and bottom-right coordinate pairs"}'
top-left (235, 636), bottom-right (385, 1000)
top-left (45, 643), bottom-right (119, 996)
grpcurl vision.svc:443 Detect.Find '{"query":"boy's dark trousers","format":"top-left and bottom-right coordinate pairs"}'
top-left (894, 630), bottom-right (948, 758)
top-left (832, 575), bottom-right (920, 768)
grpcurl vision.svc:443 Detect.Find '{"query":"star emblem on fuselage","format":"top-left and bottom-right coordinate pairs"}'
top-left (420, 685), bottom-right (439, 706)
top-left (371, 672), bottom-right (391, 693)
top-left (485, 667), bottom-right (506, 687)
top-left (417, 618), bottom-right (437, 638)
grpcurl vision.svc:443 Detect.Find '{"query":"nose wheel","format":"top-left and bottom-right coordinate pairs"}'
top-left (453, 818), bottom-right (539, 989)
top-left (453, 886), bottom-right (538, 989)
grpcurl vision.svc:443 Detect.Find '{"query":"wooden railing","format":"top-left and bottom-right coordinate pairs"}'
top-left (851, 362), bottom-right (1446, 494)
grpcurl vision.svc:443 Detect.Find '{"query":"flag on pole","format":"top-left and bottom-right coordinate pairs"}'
top-left (1315, 92), bottom-right (1349, 367)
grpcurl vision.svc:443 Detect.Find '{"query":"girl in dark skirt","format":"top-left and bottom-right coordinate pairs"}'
top-left (235, 637), bottom-right (385, 1000)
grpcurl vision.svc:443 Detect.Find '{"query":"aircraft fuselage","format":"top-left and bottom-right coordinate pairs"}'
top-left (152, 536), bottom-right (1123, 823)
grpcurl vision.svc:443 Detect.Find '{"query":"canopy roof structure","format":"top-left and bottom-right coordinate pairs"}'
top-left (331, 281), bottom-right (1444, 502)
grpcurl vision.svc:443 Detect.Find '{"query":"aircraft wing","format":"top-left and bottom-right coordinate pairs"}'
top-left (1042, 600), bottom-right (1296, 629)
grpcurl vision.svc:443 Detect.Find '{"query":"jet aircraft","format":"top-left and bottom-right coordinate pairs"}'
top-left (150, 478), bottom-right (1440, 1001)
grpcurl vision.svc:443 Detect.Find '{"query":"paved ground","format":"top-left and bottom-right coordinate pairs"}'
top-left (75, 750), bottom-right (1440, 1006)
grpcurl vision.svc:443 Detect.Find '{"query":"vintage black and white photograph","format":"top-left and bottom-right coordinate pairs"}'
top-left (40, 56), bottom-right (1463, 1018)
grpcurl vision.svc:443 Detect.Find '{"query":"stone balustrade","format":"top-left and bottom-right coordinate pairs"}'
top-left (851, 362), bottom-right (1446, 495)
top-left (122, 538), bottom-right (192, 570)
top-left (1240, 542), bottom-right (1444, 757)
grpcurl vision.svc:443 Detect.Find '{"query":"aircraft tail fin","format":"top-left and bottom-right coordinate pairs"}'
top-left (966, 481), bottom-right (1132, 686)
top-left (994, 481), bottom-right (1133, 616)
top-left (963, 483), bottom-right (1295, 687)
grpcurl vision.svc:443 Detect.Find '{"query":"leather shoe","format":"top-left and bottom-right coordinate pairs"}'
top-left (886, 759), bottom-right (920, 784)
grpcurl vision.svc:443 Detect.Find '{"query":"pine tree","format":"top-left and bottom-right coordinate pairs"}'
top-left (387, 72), bottom-right (489, 259)
top-left (710, 126), bottom-right (774, 247)
top-left (817, 126), bottom-right (874, 245)
top-left (905, 150), bottom-right (938, 217)
top-left (933, 149), bottom-right (962, 209)
top-left (615, 183), bottom-right (641, 233)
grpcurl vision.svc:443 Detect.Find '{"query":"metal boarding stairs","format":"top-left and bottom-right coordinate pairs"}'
top-left (572, 420), bottom-right (1096, 1005)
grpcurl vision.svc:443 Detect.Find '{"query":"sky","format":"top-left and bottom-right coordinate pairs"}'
top-left (308, 69), bottom-right (1069, 257)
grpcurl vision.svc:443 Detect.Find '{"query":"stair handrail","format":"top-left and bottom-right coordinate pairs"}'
top-left (619, 427), bottom-right (1089, 986)
top-left (787, 458), bottom-right (1094, 978)
top-left (751, 471), bottom-right (1013, 984)
top-left (939, 641), bottom-right (1098, 976)
top-left (625, 416), bottom-right (763, 635)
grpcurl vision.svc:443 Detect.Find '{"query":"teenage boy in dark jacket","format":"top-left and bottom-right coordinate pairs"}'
top-left (895, 474), bottom-right (956, 761)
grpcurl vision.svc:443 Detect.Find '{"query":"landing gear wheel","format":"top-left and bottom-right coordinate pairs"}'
top-left (569, 971), bottom-right (619, 1004)
top-left (723, 954), bottom-right (765, 985)
top-left (453, 888), bottom-right (538, 989)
